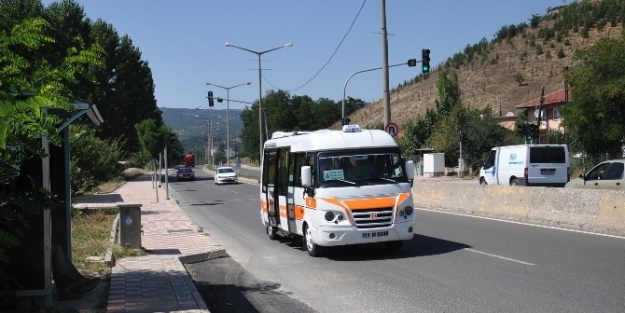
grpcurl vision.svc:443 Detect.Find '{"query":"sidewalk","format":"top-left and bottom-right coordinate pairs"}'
top-left (71, 175), bottom-right (226, 312)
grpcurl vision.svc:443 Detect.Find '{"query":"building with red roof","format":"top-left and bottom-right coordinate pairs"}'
top-left (515, 88), bottom-right (571, 141)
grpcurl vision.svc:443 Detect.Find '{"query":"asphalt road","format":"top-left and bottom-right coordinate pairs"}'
top-left (167, 167), bottom-right (625, 313)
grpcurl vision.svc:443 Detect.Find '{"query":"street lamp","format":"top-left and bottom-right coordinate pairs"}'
top-left (342, 60), bottom-right (417, 119)
top-left (206, 81), bottom-right (251, 166)
top-left (225, 41), bottom-right (293, 162)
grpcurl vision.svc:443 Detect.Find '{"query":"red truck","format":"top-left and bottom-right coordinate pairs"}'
top-left (183, 153), bottom-right (195, 167)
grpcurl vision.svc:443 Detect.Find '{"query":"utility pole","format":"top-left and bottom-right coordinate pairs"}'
top-left (380, 0), bottom-right (391, 126)
top-left (206, 121), bottom-right (211, 167)
top-left (537, 87), bottom-right (544, 144)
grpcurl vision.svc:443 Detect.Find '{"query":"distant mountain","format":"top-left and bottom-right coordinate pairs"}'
top-left (160, 107), bottom-right (243, 152)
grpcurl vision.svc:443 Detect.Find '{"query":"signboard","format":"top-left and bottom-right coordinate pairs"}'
top-left (384, 122), bottom-right (399, 138)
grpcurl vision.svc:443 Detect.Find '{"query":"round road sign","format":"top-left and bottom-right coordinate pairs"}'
top-left (384, 122), bottom-right (399, 137)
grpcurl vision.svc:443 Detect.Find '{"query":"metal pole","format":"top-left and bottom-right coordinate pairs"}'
top-left (206, 82), bottom-right (250, 167)
top-left (257, 53), bottom-right (263, 163)
top-left (164, 145), bottom-right (169, 200)
top-left (224, 42), bottom-right (292, 163)
top-left (226, 88), bottom-right (230, 166)
top-left (262, 108), bottom-right (269, 140)
top-left (342, 62), bottom-right (409, 119)
top-left (538, 87), bottom-right (544, 144)
top-left (459, 133), bottom-right (463, 178)
top-left (381, 0), bottom-right (391, 126)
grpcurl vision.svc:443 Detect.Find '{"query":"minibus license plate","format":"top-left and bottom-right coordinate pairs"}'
top-left (362, 231), bottom-right (388, 239)
top-left (541, 169), bottom-right (555, 175)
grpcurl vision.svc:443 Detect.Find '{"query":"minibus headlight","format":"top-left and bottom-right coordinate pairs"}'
top-left (324, 211), bottom-right (335, 221)
top-left (404, 206), bottom-right (414, 216)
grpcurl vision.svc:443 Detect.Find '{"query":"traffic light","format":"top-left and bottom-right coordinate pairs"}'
top-left (207, 91), bottom-right (214, 107)
top-left (342, 117), bottom-right (351, 126)
top-left (525, 124), bottom-right (538, 141)
top-left (531, 124), bottom-right (539, 140)
top-left (421, 49), bottom-right (431, 73)
top-left (516, 124), bottom-right (527, 136)
top-left (459, 131), bottom-right (465, 143)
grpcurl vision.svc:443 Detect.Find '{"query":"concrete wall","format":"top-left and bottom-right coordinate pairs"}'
top-left (412, 181), bottom-right (625, 236)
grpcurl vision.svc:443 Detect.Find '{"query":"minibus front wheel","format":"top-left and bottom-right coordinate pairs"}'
top-left (303, 224), bottom-right (322, 257)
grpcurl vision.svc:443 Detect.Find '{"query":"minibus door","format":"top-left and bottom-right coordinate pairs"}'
top-left (264, 150), bottom-right (280, 228)
top-left (276, 148), bottom-right (291, 232)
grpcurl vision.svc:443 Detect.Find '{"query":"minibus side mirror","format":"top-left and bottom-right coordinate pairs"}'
top-left (301, 166), bottom-right (312, 187)
top-left (301, 166), bottom-right (315, 197)
top-left (405, 160), bottom-right (415, 187)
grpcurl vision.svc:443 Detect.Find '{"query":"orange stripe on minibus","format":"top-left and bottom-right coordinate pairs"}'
top-left (342, 197), bottom-right (396, 210)
top-left (294, 205), bottom-right (306, 220)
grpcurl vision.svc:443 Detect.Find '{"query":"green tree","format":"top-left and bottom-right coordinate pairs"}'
top-left (398, 68), bottom-right (461, 156)
top-left (70, 128), bottom-right (126, 195)
top-left (214, 142), bottom-right (226, 165)
top-left (135, 118), bottom-right (168, 160)
top-left (562, 35), bottom-right (625, 154)
top-left (0, 15), bottom-right (101, 308)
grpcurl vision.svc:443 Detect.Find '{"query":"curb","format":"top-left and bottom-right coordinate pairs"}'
top-left (105, 213), bottom-right (119, 268)
top-left (178, 248), bottom-right (228, 264)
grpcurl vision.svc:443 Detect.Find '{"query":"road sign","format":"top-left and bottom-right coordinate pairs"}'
top-left (384, 122), bottom-right (399, 138)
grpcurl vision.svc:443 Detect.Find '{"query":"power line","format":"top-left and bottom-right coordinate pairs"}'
top-left (262, 0), bottom-right (368, 92)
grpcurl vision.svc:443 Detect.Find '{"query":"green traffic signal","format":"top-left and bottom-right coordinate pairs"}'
top-left (421, 49), bottom-right (431, 74)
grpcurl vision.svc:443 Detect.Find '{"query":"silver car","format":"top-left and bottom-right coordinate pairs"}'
top-left (565, 159), bottom-right (625, 190)
top-left (214, 166), bottom-right (238, 185)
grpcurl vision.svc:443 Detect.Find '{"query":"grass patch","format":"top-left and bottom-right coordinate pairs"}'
top-left (91, 178), bottom-right (124, 194)
top-left (72, 207), bottom-right (149, 277)
top-left (111, 245), bottom-right (147, 258)
top-left (71, 207), bottom-right (118, 275)
top-left (70, 168), bottom-right (152, 275)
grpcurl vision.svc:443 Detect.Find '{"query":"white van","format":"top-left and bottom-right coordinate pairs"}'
top-left (479, 144), bottom-right (570, 187)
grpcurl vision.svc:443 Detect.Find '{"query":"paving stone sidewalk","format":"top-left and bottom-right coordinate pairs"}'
top-left (72, 176), bottom-right (225, 313)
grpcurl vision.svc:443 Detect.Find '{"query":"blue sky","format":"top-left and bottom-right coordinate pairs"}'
top-left (45, 0), bottom-right (565, 111)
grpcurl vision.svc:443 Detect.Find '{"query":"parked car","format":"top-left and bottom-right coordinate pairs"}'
top-left (176, 167), bottom-right (195, 181)
top-left (214, 166), bottom-right (238, 185)
top-left (565, 159), bottom-right (625, 190)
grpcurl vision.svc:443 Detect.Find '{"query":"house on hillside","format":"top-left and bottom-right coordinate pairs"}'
top-left (547, 5), bottom-right (568, 15)
top-left (515, 88), bottom-right (571, 141)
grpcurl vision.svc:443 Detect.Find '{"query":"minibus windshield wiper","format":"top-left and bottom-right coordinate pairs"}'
top-left (361, 176), bottom-right (397, 183)
top-left (324, 179), bottom-right (358, 186)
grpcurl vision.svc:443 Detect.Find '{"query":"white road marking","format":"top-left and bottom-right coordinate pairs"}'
top-left (417, 207), bottom-right (625, 240)
top-left (464, 248), bottom-right (535, 266)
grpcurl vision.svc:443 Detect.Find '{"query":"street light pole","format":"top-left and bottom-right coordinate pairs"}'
top-left (206, 81), bottom-right (251, 166)
top-left (342, 61), bottom-right (414, 119)
top-left (225, 41), bottom-right (293, 163)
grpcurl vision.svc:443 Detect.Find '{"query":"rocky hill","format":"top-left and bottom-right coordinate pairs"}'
top-left (339, 10), bottom-right (623, 134)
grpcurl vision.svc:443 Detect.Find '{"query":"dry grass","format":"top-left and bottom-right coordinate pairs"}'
top-left (73, 170), bottom-right (151, 274)
top-left (71, 208), bottom-right (118, 276)
top-left (337, 25), bottom-right (624, 135)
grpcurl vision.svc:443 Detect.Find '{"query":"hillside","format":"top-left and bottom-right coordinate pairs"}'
top-left (161, 107), bottom-right (244, 150)
top-left (338, 7), bottom-right (623, 134)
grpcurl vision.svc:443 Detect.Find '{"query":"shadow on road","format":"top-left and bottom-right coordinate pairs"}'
top-left (186, 257), bottom-right (317, 313)
top-left (323, 233), bottom-right (470, 261)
